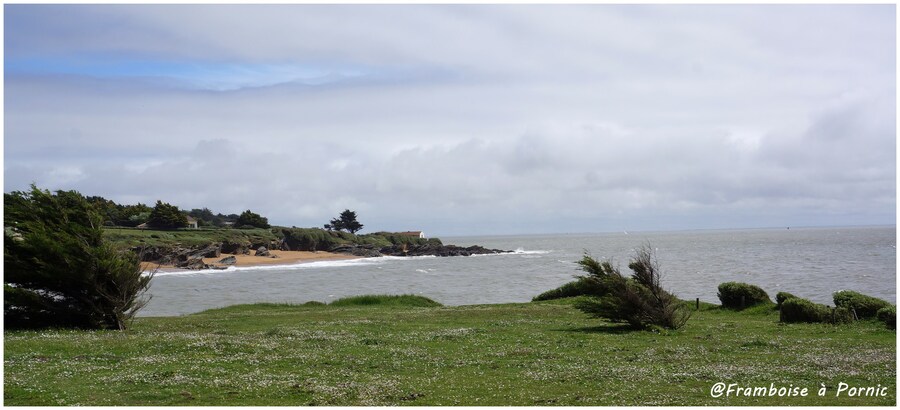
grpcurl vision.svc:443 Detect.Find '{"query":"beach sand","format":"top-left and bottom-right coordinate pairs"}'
top-left (140, 250), bottom-right (361, 271)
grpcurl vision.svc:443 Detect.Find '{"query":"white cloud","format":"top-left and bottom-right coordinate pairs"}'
top-left (4, 4), bottom-right (895, 234)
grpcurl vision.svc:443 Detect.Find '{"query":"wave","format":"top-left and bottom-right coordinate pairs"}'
top-left (148, 255), bottom-right (440, 276)
top-left (148, 250), bottom-right (553, 277)
top-left (512, 248), bottom-right (551, 255)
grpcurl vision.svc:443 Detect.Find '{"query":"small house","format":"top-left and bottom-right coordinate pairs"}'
top-left (136, 216), bottom-right (198, 229)
top-left (398, 231), bottom-right (425, 239)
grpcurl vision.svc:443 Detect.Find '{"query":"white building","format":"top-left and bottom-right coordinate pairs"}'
top-left (398, 231), bottom-right (425, 239)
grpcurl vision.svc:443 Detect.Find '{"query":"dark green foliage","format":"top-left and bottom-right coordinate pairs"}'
top-left (717, 282), bottom-right (771, 309)
top-left (187, 208), bottom-right (232, 227)
top-left (147, 200), bottom-right (187, 229)
top-left (236, 210), bottom-right (270, 229)
top-left (328, 294), bottom-right (442, 308)
top-left (358, 231), bottom-right (434, 247)
top-left (329, 209), bottom-right (364, 234)
top-left (301, 301), bottom-right (327, 307)
top-left (280, 228), bottom-right (347, 251)
top-left (4, 186), bottom-right (152, 330)
top-left (776, 291), bottom-right (797, 309)
top-left (86, 196), bottom-right (153, 227)
top-left (532, 278), bottom-right (605, 301)
top-left (779, 297), bottom-right (853, 324)
top-left (279, 228), bottom-right (434, 251)
top-left (832, 290), bottom-right (890, 319)
top-left (876, 306), bottom-right (895, 330)
top-left (574, 245), bottom-right (691, 330)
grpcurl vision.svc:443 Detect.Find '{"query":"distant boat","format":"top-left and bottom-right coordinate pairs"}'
top-left (623, 230), bottom-right (629, 235)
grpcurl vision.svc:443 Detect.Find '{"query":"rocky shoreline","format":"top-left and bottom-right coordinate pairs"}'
top-left (133, 241), bottom-right (510, 270)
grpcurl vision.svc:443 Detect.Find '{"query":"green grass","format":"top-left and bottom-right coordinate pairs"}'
top-left (102, 227), bottom-right (436, 251)
top-left (329, 294), bottom-right (443, 308)
top-left (4, 297), bottom-right (895, 406)
top-left (102, 227), bottom-right (278, 248)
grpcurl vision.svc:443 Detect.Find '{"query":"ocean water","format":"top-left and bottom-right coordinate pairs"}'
top-left (140, 225), bottom-right (896, 317)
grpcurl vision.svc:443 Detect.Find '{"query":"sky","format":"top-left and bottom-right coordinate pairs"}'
top-left (4, 4), bottom-right (896, 236)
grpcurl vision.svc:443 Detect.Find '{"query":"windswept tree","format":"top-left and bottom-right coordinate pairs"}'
top-left (329, 209), bottom-right (364, 234)
top-left (574, 244), bottom-right (691, 330)
top-left (4, 185), bottom-right (153, 330)
top-left (236, 209), bottom-right (270, 229)
top-left (147, 200), bottom-right (187, 229)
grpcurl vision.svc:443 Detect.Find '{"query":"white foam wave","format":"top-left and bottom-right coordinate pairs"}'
top-left (149, 267), bottom-right (235, 277)
top-left (148, 255), bottom-right (440, 276)
top-left (512, 248), bottom-right (551, 255)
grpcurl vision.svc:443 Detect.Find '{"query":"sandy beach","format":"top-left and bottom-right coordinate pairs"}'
top-left (140, 250), bottom-right (362, 271)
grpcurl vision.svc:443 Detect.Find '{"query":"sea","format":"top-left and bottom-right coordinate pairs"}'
top-left (140, 225), bottom-right (896, 317)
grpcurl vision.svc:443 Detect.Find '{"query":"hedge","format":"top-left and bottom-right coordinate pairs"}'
top-left (780, 297), bottom-right (853, 324)
top-left (833, 290), bottom-right (890, 319)
top-left (876, 306), bottom-right (896, 330)
top-left (717, 282), bottom-right (771, 309)
top-left (775, 291), bottom-right (797, 309)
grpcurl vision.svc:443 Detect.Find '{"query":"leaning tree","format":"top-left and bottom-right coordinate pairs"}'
top-left (4, 185), bottom-right (153, 330)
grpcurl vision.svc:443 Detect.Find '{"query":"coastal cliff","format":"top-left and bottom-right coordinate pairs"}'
top-left (121, 227), bottom-right (509, 269)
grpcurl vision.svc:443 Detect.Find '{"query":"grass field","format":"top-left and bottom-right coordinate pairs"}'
top-left (4, 296), bottom-right (895, 406)
top-left (101, 227), bottom-right (278, 248)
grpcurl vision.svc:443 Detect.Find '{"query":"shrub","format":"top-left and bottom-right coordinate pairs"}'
top-left (357, 231), bottom-right (432, 248)
top-left (876, 306), bottom-right (896, 330)
top-left (533, 278), bottom-right (605, 301)
top-left (717, 282), bottom-right (771, 309)
top-left (4, 186), bottom-right (153, 330)
top-left (329, 294), bottom-right (442, 308)
top-left (833, 290), bottom-right (890, 319)
top-left (776, 291), bottom-right (797, 309)
top-left (780, 297), bottom-right (853, 324)
top-left (280, 228), bottom-right (347, 251)
top-left (574, 245), bottom-right (691, 330)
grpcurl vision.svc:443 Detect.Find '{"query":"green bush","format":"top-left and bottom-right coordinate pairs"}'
top-left (4, 186), bottom-right (152, 330)
top-left (717, 282), bottom-right (771, 309)
top-left (876, 306), bottom-right (895, 330)
top-left (833, 290), bottom-right (890, 319)
top-left (357, 232), bottom-right (434, 248)
top-left (329, 294), bottom-right (442, 308)
top-left (780, 297), bottom-right (853, 324)
top-left (574, 245), bottom-right (691, 330)
top-left (280, 228), bottom-right (349, 251)
top-left (776, 291), bottom-right (797, 309)
top-left (533, 278), bottom-right (605, 301)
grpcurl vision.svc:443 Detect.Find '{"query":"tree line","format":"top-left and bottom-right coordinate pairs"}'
top-left (85, 195), bottom-right (270, 229)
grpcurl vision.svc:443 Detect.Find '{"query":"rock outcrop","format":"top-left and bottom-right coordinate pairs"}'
top-left (328, 244), bottom-right (383, 258)
top-left (131, 237), bottom-right (509, 270)
top-left (328, 243), bottom-right (509, 258)
top-left (176, 255), bottom-right (207, 270)
top-left (218, 255), bottom-right (237, 265)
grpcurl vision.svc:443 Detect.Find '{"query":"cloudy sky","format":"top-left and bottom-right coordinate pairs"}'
top-left (4, 4), bottom-right (896, 236)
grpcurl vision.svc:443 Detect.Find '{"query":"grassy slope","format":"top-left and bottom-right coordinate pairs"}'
top-left (101, 227), bottom-right (435, 250)
top-left (102, 227), bottom-right (278, 248)
top-left (4, 299), bottom-right (895, 406)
